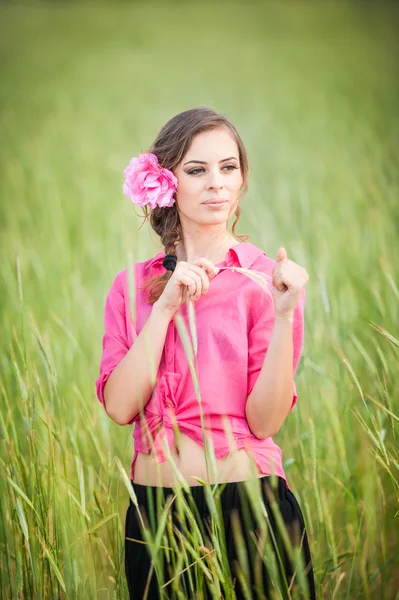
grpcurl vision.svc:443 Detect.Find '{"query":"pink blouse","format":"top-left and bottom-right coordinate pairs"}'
top-left (95, 241), bottom-right (306, 490)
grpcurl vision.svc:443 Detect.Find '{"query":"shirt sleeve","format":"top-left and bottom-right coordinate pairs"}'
top-left (247, 287), bottom-right (306, 412)
top-left (95, 272), bottom-right (137, 410)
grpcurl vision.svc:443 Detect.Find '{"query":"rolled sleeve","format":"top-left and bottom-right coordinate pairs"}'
top-left (95, 272), bottom-right (137, 409)
top-left (247, 287), bottom-right (306, 412)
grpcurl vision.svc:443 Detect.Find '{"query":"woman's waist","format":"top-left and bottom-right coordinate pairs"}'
top-left (132, 432), bottom-right (265, 486)
top-left (131, 430), bottom-right (284, 487)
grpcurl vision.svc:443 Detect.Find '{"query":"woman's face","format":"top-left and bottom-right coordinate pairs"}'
top-left (173, 127), bottom-right (243, 226)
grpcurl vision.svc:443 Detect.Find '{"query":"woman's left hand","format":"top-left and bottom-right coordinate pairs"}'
top-left (272, 247), bottom-right (309, 318)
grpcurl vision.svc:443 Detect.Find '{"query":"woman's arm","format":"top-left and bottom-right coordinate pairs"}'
top-left (245, 313), bottom-right (294, 439)
top-left (245, 247), bottom-right (308, 439)
top-left (104, 301), bottom-right (173, 425)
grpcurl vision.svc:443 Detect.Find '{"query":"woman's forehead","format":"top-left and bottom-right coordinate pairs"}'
top-left (183, 128), bottom-right (239, 162)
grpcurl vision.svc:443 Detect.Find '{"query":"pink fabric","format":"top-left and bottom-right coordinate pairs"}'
top-left (95, 242), bottom-right (306, 491)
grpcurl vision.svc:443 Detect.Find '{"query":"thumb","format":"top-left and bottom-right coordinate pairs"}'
top-left (276, 247), bottom-right (287, 262)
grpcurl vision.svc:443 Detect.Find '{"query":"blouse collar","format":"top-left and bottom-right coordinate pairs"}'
top-left (144, 242), bottom-right (265, 277)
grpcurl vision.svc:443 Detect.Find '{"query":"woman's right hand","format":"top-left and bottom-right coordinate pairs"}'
top-left (154, 258), bottom-right (219, 318)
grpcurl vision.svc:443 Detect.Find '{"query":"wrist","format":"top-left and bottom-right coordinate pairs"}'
top-left (274, 312), bottom-right (294, 324)
top-left (153, 300), bottom-right (176, 322)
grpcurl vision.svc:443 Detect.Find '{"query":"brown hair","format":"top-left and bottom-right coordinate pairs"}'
top-left (137, 107), bottom-right (250, 304)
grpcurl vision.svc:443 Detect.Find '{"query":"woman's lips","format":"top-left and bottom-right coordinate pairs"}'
top-left (202, 198), bottom-right (227, 204)
top-left (202, 198), bottom-right (228, 206)
top-left (202, 201), bottom-right (227, 209)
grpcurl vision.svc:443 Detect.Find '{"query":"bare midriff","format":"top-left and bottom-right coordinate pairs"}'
top-left (133, 430), bottom-right (266, 487)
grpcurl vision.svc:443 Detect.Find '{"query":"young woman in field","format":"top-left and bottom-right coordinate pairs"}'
top-left (95, 107), bottom-right (316, 599)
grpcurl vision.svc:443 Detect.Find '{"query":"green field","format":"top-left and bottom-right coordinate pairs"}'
top-left (1, 1), bottom-right (398, 598)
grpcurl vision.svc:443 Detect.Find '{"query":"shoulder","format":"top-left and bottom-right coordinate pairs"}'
top-left (113, 253), bottom-right (155, 284)
top-left (102, 270), bottom-right (126, 310)
top-left (109, 269), bottom-right (126, 291)
top-left (243, 244), bottom-right (306, 318)
top-left (110, 252), bottom-right (159, 294)
top-left (250, 251), bottom-right (277, 274)
top-left (234, 241), bottom-right (275, 272)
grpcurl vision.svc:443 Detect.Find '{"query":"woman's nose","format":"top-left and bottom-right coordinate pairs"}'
top-left (206, 169), bottom-right (224, 189)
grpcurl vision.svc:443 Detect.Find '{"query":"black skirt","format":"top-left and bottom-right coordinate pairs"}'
top-left (125, 474), bottom-right (316, 599)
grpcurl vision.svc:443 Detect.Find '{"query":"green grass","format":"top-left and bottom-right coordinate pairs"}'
top-left (1, 1), bottom-right (398, 598)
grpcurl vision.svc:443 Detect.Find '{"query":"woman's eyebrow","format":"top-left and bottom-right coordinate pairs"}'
top-left (183, 156), bottom-right (238, 166)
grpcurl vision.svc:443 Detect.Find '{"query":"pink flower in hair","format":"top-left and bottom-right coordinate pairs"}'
top-left (122, 152), bottom-right (178, 209)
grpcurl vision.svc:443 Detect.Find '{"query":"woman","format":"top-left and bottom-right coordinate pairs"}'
top-left (95, 107), bottom-right (315, 599)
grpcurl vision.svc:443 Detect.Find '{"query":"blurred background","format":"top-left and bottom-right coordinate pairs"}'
top-left (1, 1), bottom-right (398, 598)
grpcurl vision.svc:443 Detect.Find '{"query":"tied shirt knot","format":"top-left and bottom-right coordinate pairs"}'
top-left (140, 372), bottom-right (181, 460)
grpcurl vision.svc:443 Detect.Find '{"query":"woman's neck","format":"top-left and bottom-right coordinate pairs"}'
top-left (175, 233), bottom-right (239, 265)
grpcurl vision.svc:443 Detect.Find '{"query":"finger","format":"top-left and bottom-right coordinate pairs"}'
top-left (184, 271), bottom-right (203, 301)
top-left (192, 257), bottom-right (219, 277)
top-left (273, 271), bottom-right (287, 291)
top-left (272, 264), bottom-right (282, 286)
top-left (177, 272), bottom-right (199, 298)
top-left (186, 264), bottom-right (210, 295)
top-left (276, 247), bottom-right (287, 263)
top-left (175, 264), bottom-right (200, 294)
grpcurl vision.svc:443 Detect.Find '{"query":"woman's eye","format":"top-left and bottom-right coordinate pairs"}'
top-left (187, 165), bottom-right (238, 175)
